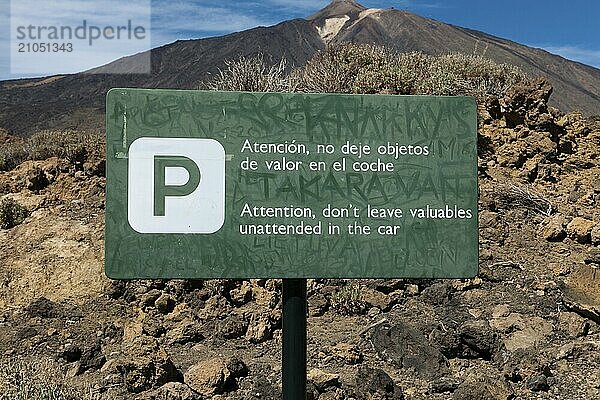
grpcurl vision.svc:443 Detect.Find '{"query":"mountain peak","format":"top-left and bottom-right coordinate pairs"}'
top-left (308, 0), bottom-right (366, 21)
top-left (330, 0), bottom-right (363, 6)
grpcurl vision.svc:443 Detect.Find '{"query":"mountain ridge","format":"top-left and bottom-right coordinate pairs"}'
top-left (1, 2), bottom-right (598, 137)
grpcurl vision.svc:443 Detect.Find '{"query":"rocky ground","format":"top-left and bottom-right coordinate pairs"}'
top-left (0, 79), bottom-right (599, 400)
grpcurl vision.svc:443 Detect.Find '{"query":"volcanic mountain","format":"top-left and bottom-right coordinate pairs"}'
top-left (1, 0), bottom-right (599, 136)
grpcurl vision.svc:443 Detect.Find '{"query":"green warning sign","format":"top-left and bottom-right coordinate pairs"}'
top-left (105, 89), bottom-right (478, 279)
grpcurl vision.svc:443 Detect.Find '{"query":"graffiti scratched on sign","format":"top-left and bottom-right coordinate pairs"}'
top-left (105, 90), bottom-right (478, 279)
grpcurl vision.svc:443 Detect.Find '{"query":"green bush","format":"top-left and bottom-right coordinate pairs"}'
top-left (0, 197), bottom-right (29, 229)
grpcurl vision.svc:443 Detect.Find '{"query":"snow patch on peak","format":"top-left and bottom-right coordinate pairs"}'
top-left (345, 8), bottom-right (384, 31)
top-left (316, 15), bottom-right (350, 42)
top-left (358, 8), bottom-right (383, 19)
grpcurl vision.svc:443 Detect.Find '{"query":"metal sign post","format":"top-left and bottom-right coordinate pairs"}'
top-left (282, 278), bottom-right (307, 399)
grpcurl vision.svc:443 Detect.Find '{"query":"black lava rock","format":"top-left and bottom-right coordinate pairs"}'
top-left (527, 375), bottom-right (550, 392)
top-left (371, 322), bottom-right (449, 378)
top-left (355, 366), bottom-right (404, 400)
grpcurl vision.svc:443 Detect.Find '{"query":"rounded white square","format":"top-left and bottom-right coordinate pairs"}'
top-left (128, 137), bottom-right (226, 234)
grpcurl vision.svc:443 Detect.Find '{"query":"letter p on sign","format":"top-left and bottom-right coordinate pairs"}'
top-left (127, 137), bottom-right (225, 234)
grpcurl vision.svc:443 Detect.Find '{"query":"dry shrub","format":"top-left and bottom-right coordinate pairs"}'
top-left (296, 43), bottom-right (402, 94)
top-left (209, 44), bottom-right (528, 103)
top-left (492, 183), bottom-right (554, 216)
top-left (391, 51), bottom-right (434, 94)
top-left (330, 282), bottom-right (368, 315)
top-left (422, 53), bottom-right (526, 99)
top-left (0, 358), bottom-right (98, 400)
top-left (0, 130), bottom-right (104, 172)
top-left (0, 197), bottom-right (29, 229)
top-left (0, 140), bottom-right (27, 172)
top-left (206, 55), bottom-right (293, 92)
top-left (297, 44), bottom-right (527, 99)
